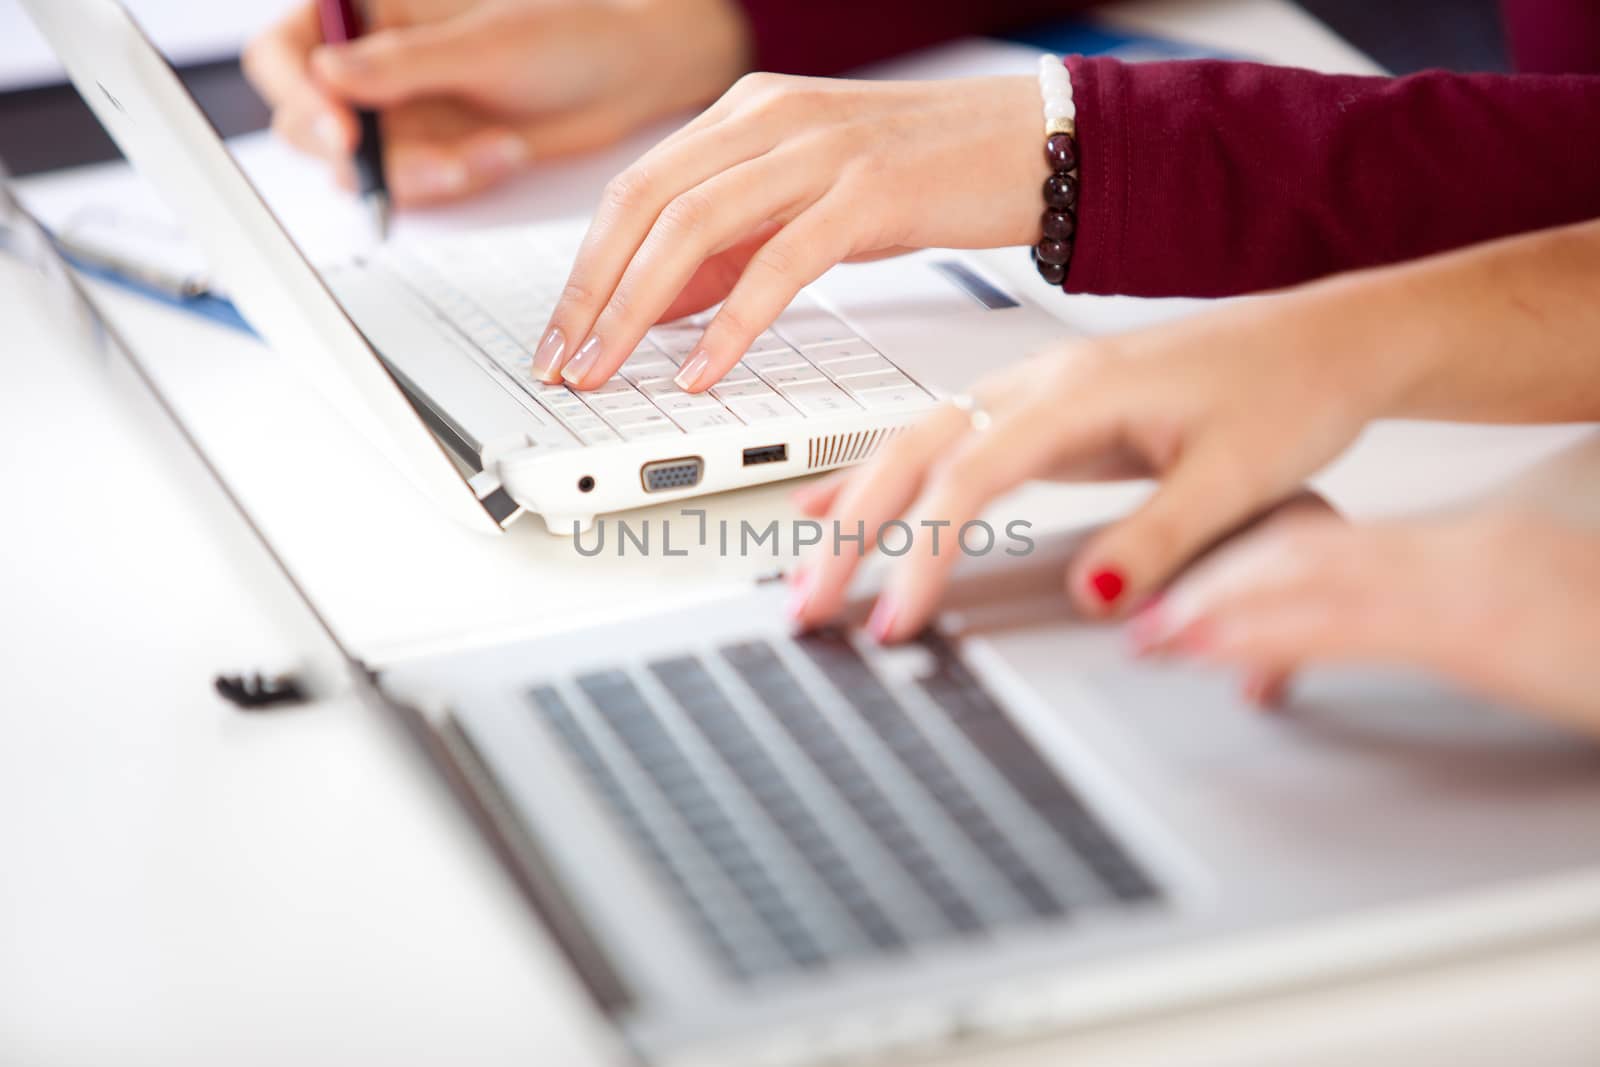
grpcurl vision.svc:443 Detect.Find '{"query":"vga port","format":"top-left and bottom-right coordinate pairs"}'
top-left (641, 456), bottom-right (704, 493)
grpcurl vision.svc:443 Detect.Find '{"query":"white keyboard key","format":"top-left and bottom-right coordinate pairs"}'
top-left (652, 391), bottom-right (721, 413)
top-left (586, 391), bottom-right (654, 414)
top-left (589, 376), bottom-right (640, 395)
top-left (726, 394), bottom-right (801, 424)
top-left (638, 377), bottom-right (690, 397)
top-left (803, 339), bottom-right (881, 363)
top-left (761, 364), bottom-right (827, 390)
top-left (621, 358), bottom-right (677, 383)
top-left (710, 379), bottom-right (776, 400)
top-left (671, 408), bottom-right (743, 431)
top-left (607, 406), bottom-right (679, 429)
top-left (648, 324), bottom-right (702, 359)
top-left (719, 363), bottom-right (757, 382)
top-left (839, 369), bottom-right (916, 395)
top-left (853, 384), bottom-right (931, 412)
top-left (578, 424), bottom-right (623, 445)
top-left (780, 380), bottom-right (860, 416)
top-left (620, 418), bottom-right (684, 440)
top-left (818, 354), bottom-right (895, 380)
top-left (745, 330), bottom-right (789, 354)
top-left (745, 349), bottom-right (808, 375)
top-left (775, 301), bottom-right (858, 347)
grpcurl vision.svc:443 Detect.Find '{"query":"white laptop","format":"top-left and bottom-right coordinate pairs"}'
top-left (15, 13), bottom-right (1600, 1066)
top-left (24, 0), bottom-right (1071, 535)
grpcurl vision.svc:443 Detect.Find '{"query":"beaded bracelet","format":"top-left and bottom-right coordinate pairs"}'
top-left (1034, 55), bottom-right (1078, 287)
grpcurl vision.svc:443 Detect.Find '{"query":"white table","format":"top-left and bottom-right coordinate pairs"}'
top-left (4, 3), bottom-right (1599, 1064)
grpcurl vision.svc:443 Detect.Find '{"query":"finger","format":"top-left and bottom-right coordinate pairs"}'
top-left (559, 156), bottom-right (824, 389)
top-left (671, 200), bottom-right (857, 392)
top-left (309, 19), bottom-right (496, 107)
top-left (270, 100), bottom-right (358, 162)
top-left (657, 226), bottom-right (778, 323)
top-left (1133, 519), bottom-right (1419, 670)
top-left (1069, 439), bottom-right (1289, 618)
top-left (791, 472), bottom-right (850, 517)
top-left (789, 406), bottom-right (976, 630)
top-left (869, 394), bottom-right (1118, 642)
top-left (244, 4), bottom-right (356, 159)
top-left (383, 103), bottom-right (635, 207)
top-left (1241, 668), bottom-right (1293, 710)
top-left (535, 122), bottom-right (786, 382)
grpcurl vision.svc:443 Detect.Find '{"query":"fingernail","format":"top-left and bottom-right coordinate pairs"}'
top-left (1127, 602), bottom-right (1168, 656)
top-left (466, 134), bottom-right (527, 180)
top-left (866, 594), bottom-right (898, 644)
top-left (674, 350), bottom-right (712, 392)
top-left (1088, 567), bottom-right (1126, 607)
top-left (313, 113), bottom-right (344, 154)
top-left (561, 335), bottom-right (604, 387)
top-left (532, 327), bottom-right (567, 382)
top-left (399, 158), bottom-right (469, 199)
top-left (1242, 671), bottom-right (1286, 710)
top-left (311, 45), bottom-right (353, 75)
top-left (786, 569), bottom-right (816, 621)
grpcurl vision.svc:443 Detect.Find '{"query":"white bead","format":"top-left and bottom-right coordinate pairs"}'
top-left (1036, 54), bottom-right (1077, 135)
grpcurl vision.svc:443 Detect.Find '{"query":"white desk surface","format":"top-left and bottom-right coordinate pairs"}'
top-left (4, 3), bottom-right (1600, 1063)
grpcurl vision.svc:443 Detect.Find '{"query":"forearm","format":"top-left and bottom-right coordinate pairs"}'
top-left (1065, 58), bottom-right (1600, 298)
top-left (1319, 219), bottom-right (1600, 424)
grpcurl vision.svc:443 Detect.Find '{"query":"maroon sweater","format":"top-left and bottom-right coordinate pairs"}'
top-left (738, 0), bottom-right (1600, 297)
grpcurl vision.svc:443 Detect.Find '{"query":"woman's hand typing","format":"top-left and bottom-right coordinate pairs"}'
top-left (534, 74), bottom-right (1047, 388)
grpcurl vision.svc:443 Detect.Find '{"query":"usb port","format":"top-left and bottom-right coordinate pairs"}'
top-left (742, 444), bottom-right (788, 467)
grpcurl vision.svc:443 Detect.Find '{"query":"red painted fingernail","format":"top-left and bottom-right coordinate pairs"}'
top-left (1089, 568), bottom-right (1125, 606)
top-left (866, 595), bottom-right (898, 644)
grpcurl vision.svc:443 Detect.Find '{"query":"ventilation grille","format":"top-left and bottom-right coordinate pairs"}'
top-left (807, 427), bottom-right (901, 470)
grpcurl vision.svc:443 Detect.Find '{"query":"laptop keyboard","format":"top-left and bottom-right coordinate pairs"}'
top-left (528, 629), bottom-right (1159, 981)
top-left (372, 231), bottom-right (933, 446)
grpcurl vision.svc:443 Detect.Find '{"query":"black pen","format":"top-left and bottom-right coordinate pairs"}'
top-left (317, 0), bottom-right (390, 240)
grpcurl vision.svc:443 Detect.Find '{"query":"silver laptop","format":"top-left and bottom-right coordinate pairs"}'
top-left (19, 6), bottom-right (1600, 1067)
top-left (24, 0), bottom-right (1071, 536)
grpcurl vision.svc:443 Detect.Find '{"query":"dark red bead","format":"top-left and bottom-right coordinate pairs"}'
top-left (1043, 172), bottom-right (1078, 210)
top-left (1041, 210), bottom-right (1075, 241)
top-left (1036, 237), bottom-right (1070, 266)
top-left (1037, 258), bottom-right (1067, 286)
top-left (1045, 132), bottom-right (1077, 171)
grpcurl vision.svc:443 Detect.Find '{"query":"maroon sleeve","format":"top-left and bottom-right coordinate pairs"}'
top-left (1064, 56), bottom-right (1600, 298)
top-left (735, 0), bottom-right (1078, 76)
top-left (1502, 0), bottom-right (1600, 74)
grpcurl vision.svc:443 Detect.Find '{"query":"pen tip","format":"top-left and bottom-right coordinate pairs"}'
top-left (364, 191), bottom-right (391, 243)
